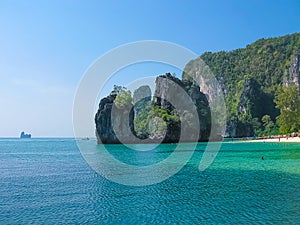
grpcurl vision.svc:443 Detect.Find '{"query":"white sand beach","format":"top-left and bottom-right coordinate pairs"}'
top-left (247, 136), bottom-right (300, 143)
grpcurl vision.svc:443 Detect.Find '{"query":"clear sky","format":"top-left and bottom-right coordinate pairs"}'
top-left (0, 0), bottom-right (299, 137)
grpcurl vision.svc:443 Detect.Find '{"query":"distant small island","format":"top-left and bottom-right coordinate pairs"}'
top-left (20, 131), bottom-right (31, 139)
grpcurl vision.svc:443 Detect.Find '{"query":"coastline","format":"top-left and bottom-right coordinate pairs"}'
top-left (244, 136), bottom-right (300, 143)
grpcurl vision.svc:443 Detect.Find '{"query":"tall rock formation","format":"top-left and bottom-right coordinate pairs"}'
top-left (133, 85), bottom-right (152, 116)
top-left (95, 73), bottom-right (212, 144)
top-left (153, 73), bottom-right (211, 142)
top-left (286, 52), bottom-right (300, 89)
top-left (95, 91), bottom-right (135, 144)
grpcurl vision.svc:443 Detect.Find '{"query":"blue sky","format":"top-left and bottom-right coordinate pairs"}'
top-left (0, 0), bottom-right (299, 137)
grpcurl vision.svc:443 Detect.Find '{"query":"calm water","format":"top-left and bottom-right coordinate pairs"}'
top-left (0, 138), bottom-right (299, 224)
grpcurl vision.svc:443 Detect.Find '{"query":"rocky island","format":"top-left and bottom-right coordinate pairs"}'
top-left (95, 33), bottom-right (300, 143)
top-left (20, 131), bottom-right (31, 139)
top-left (95, 73), bottom-right (212, 144)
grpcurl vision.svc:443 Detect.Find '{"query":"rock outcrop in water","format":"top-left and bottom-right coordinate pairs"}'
top-left (95, 73), bottom-right (212, 144)
top-left (153, 73), bottom-right (211, 142)
top-left (95, 88), bottom-right (135, 144)
top-left (20, 131), bottom-right (31, 139)
top-left (96, 34), bottom-right (300, 140)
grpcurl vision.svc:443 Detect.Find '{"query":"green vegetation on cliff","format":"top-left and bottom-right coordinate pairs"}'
top-left (275, 85), bottom-right (300, 134)
top-left (115, 88), bottom-right (132, 109)
top-left (184, 33), bottom-right (300, 137)
top-left (95, 73), bottom-right (212, 144)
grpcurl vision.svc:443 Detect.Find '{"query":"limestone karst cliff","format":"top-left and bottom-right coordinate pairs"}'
top-left (184, 33), bottom-right (300, 137)
top-left (95, 73), bottom-right (212, 144)
top-left (95, 89), bottom-right (135, 144)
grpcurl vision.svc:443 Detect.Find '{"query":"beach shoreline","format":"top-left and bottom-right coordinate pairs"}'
top-left (244, 136), bottom-right (300, 143)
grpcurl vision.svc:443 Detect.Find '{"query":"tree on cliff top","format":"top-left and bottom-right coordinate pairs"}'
top-left (275, 85), bottom-right (300, 134)
top-left (114, 88), bottom-right (132, 109)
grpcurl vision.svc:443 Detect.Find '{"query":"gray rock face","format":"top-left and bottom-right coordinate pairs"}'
top-left (183, 80), bottom-right (211, 141)
top-left (233, 79), bottom-right (275, 137)
top-left (288, 53), bottom-right (300, 88)
top-left (95, 73), bottom-right (213, 144)
top-left (133, 85), bottom-right (151, 116)
top-left (238, 79), bottom-right (262, 116)
top-left (95, 93), bottom-right (135, 144)
top-left (153, 74), bottom-right (183, 142)
top-left (154, 73), bottom-right (211, 142)
top-left (154, 74), bottom-right (184, 110)
top-left (133, 85), bottom-right (152, 104)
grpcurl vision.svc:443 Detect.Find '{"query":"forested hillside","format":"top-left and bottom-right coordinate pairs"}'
top-left (184, 33), bottom-right (300, 137)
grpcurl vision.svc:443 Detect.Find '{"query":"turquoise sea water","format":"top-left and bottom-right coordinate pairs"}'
top-left (0, 138), bottom-right (299, 224)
